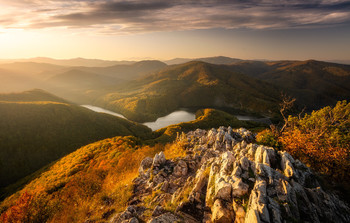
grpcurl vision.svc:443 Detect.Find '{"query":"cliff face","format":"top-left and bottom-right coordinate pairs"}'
top-left (110, 127), bottom-right (350, 223)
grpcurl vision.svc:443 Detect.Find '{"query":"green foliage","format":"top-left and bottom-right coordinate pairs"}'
top-left (256, 129), bottom-right (281, 149)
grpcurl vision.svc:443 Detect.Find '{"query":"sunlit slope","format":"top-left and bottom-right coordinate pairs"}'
top-left (0, 90), bottom-right (151, 189)
top-left (0, 135), bottom-right (164, 222)
top-left (0, 89), bottom-right (68, 103)
top-left (225, 60), bottom-right (350, 110)
top-left (97, 61), bottom-right (281, 122)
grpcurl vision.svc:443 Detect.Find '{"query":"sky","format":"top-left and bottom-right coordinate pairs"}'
top-left (0, 0), bottom-right (349, 61)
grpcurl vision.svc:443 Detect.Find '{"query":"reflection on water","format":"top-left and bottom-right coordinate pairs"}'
top-left (235, 115), bottom-right (258, 120)
top-left (81, 105), bottom-right (266, 131)
top-left (143, 111), bottom-right (196, 131)
top-left (81, 105), bottom-right (126, 119)
top-left (81, 105), bottom-right (196, 131)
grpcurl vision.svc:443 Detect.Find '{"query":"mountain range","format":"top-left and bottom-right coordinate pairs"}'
top-left (1, 57), bottom-right (349, 123)
top-left (0, 56), bottom-right (349, 222)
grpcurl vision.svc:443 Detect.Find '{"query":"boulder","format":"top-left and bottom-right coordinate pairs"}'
top-left (220, 151), bottom-right (234, 175)
top-left (254, 146), bottom-right (265, 164)
top-left (262, 150), bottom-right (270, 166)
top-left (279, 151), bottom-right (296, 178)
top-left (152, 205), bottom-right (164, 217)
top-left (231, 178), bottom-right (249, 197)
top-left (211, 199), bottom-right (234, 223)
top-left (215, 179), bottom-right (232, 201)
top-left (139, 157), bottom-right (153, 174)
top-left (245, 179), bottom-right (270, 223)
top-left (152, 152), bottom-right (166, 168)
top-left (232, 165), bottom-right (242, 177)
top-left (240, 156), bottom-right (250, 171)
top-left (147, 212), bottom-right (180, 223)
top-left (173, 160), bottom-right (188, 177)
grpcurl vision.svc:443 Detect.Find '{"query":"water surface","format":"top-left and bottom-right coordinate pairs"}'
top-left (81, 105), bottom-right (126, 119)
top-left (143, 111), bottom-right (196, 131)
top-left (81, 105), bottom-right (267, 130)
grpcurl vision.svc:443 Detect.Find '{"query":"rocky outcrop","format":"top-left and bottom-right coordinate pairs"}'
top-left (110, 127), bottom-right (350, 223)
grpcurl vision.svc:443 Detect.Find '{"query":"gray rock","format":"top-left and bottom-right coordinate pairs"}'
top-left (279, 151), bottom-right (296, 178)
top-left (240, 156), bottom-right (250, 171)
top-left (173, 160), bottom-right (188, 177)
top-left (139, 157), bottom-right (153, 174)
top-left (220, 151), bottom-right (234, 175)
top-left (245, 178), bottom-right (270, 223)
top-left (215, 179), bottom-right (232, 201)
top-left (152, 152), bottom-right (166, 168)
top-left (127, 217), bottom-right (139, 223)
top-left (211, 199), bottom-right (234, 223)
top-left (231, 178), bottom-right (249, 197)
top-left (152, 205), bottom-right (164, 217)
top-left (147, 212), bottom-right (180, 223)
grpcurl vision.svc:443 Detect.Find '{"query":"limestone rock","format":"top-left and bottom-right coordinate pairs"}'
top-left (152, 152), bottom-right (166, 168)
top-left (240, 156), bottom-right (250, 171)
top-left (279, 151), bottom-right (296, 178)
top-left (152, 205), bottom-right (164, 217)
top-left (211, 199), bottom-right (234, 223)
top-left (139, 157), bottom-right (153, 174)
top-left (231, 178), bottom-right (249, 197)
top-left (220, 151), bottom-right (234, 175)
top-left (173, 160), bottom-right (188, 177)
top-left (147, 212), bottom-right (180, 223)
top-left (215, 179), bottom-right (232, 201)
top-left (127, 127), bottom-right (350, 223)
top-left (245, 179), bottom-right (270, 223)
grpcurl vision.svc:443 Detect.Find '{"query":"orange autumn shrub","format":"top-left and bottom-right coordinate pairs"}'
top-left (280, 100), bottom-right (350, 180)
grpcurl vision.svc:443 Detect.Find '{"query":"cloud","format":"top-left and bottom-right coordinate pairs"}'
top-left (0, 0), bottom-right (349, 34)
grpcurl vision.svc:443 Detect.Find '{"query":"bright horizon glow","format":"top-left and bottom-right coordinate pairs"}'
top-left (0, 1), bottom-right (349, 61)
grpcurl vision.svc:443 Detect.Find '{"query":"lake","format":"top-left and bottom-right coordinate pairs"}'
top-left (81, 105), bottom-right (266, 130)
top-left (82, 105), bottom-right (196, 130)
top-left (143, 110), bottom-right (196, 131)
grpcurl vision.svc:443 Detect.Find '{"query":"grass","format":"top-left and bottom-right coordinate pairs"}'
top-left (0, 136), bottom-right (162, 222)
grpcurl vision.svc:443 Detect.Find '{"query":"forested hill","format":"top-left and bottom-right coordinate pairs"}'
top-left (0, 89), bottom-right (152, 191)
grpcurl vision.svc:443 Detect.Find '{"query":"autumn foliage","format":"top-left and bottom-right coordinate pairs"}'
top-left (258, 100), bottom-right (350, 180)
top-left (0, 136), bottom-right (163, 222)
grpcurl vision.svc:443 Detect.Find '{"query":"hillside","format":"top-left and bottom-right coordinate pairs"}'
top-left (1, 127), bottom-right (349, 222)
top-left (225, 60), bottom-right (350, 110)
top-left (0, 90), bottom-right (152, 191)
top-left (95, 61), bottom-right (281, 122)
top-left (72, 60), bottom-right (167, 81)
top-left (0, 89), bottom-right (68, 103)
top-left (0, 62), bottom-right (65, 77)
top-left (0, 57), bottom-right (135, 67)
top-left (46, 69), bottom-right (121, 90)
top-left (164, 56), bottom-right (242, 65)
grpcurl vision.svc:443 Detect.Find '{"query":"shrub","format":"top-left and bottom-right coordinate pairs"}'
top-left (279, 100), bottom-right (350, 180)
top-left (256, 129), bottom-right (281, 149)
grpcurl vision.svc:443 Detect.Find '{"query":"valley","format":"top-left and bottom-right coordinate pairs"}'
top-left (0, 56), bottom-right (349, 222)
